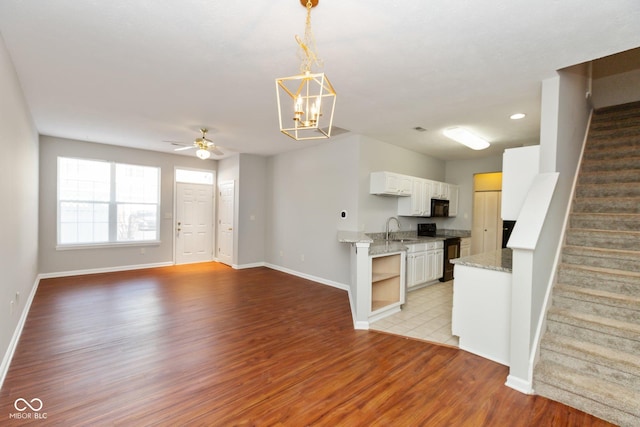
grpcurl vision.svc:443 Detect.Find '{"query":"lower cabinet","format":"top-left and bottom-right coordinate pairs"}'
top-left (406, 240), bottom-right (444, 291)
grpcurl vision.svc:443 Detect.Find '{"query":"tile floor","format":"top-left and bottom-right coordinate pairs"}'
top-left (370, 280), bottom-right (459, 347)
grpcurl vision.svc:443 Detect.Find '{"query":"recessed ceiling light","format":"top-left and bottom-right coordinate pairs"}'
top-left (443, 127), bottom-right (490, 150)
top-left (510, 113), bottom-right (526, 120)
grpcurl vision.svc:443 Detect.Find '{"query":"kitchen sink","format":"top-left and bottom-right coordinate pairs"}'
top-left (389, 237), bottom-right (419, 242)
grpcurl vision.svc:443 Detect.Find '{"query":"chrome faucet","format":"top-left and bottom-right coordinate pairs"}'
top-left (385, 216), bottom-right (401, 241)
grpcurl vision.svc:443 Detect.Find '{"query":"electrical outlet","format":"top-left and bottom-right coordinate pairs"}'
top-left (140, 247), bottom-right (146, 255)
top-left (279, 250), bottom-right (284, 258)
top-left (10, 300), bottom-right (15, 316)
top-left (300, 254), bottom-right (305, 262)
top-left (15, 291), bottom-right (20, 305)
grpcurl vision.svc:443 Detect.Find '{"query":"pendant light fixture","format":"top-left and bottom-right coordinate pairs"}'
top-left (276, 0), bottom-right (336, 141)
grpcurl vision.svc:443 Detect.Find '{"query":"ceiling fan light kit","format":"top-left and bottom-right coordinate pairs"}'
top-left (171, 128), bottom-right (223, 159)
top-left (276, 0), bottom-right (336, 141)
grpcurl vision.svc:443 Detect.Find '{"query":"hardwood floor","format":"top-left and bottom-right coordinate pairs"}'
top-left (1, 263), bottom-right (613, 426)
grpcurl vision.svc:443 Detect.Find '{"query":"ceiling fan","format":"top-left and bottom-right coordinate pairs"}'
top-left (168, 128), bottom-right (223, 159)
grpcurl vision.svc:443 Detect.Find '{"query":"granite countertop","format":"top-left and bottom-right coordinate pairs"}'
top-left (337, 231), bottom-right (374, 244)
top-left (338, 229), bottom-right (472, 257)
top-left (451, 248), bottom-right (513, 273)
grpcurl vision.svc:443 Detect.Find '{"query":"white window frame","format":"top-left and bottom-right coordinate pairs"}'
top-left (57, 157), bottom-right (161, 250)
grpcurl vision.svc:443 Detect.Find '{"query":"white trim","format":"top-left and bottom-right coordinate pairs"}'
top-left (505, 375), bottom-right (534, 394)
top-left (37, 262), bottom-right (174, 279)
top-left (0, 276), bottom-right (40, 390)
top-left (264, 263), bottom-right (350, 291)
top-left (234, 262), bottom-right (266, 270)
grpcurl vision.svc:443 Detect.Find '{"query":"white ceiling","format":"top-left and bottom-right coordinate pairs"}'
top-left (1, 1), bottom-right (639, 161)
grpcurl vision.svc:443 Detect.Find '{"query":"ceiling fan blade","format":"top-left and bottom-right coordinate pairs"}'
top-left (174, 145), bottom-right (195, 151)
top-left (210, 147), bottom-right (224, 156)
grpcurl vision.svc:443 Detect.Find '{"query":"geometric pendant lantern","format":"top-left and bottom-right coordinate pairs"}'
top-left (275, 0), bottom-right (337, 140)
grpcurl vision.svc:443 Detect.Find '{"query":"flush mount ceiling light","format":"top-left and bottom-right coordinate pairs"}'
top-left (510, 113), bottom-right (526, 120)
top-left (443, 127), bottom-right (490, 150)
top-left (275, 0), bottom-right (337, 141)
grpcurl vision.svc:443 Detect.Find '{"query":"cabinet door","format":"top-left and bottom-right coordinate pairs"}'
top-left (434, 249), bottom-right (444, 279)
top-left (414, 252), bottom-right (428, 284)
top-left (448, 185), bottom-right (459, 216)
top-left (425, 251), bottom-right (436, 282)
top-left (406, 254), bottom-right (416, 288)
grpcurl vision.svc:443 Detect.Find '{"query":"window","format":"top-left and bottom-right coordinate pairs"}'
top-left (58, 157), bottom-right (160, 247)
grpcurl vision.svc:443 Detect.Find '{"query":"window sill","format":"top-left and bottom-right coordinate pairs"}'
top-left (56, 241), bottom-right (161, 251)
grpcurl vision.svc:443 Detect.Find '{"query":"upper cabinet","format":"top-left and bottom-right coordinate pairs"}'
top-left (370, 171), bottom-right (412, 196)
top-left (448, 184), bottom-right (459, 217)
top-left (371, 172), bottom-right (459, 217)
top-left (398, 177), bottom-right (430, 216)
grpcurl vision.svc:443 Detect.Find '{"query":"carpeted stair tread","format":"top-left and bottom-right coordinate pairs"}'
top-left (578, 169), bottom-right (640, 185)
top-left (540, 333), bottom-right (640, 379)
top-left (583, 143), bottom-right (640, 161)
top-left (557, 263), bottom-right (640, 295)
top-left (572, 197), bottom-right (640, 214)
top-left (547, 307), bottom-right (640, 342)
top-left (565, 228), bottom-right (640, 250)
top-left (534, 360), bottom-right (640, 425)
top-left (570, 212), bottom-right (640, 231)
top-left (555, 283), bottom-right (640, 311)
top-left (580, 156), bottom-right (640, 172)
top-left (576, 182), bottom-right (640, 198)
top-left (562, 245), bottom-right (640, 272)
top-left (554, 284), bottom-right (640, 322)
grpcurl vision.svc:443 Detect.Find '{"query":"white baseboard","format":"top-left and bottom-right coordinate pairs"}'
top-left (264, 263), bottom-right (350, 292)
top-left (37, 262), bottom-right (174, 279)
top-left (0, 275), bottom-right (40, 390)
top-left (505, 375), bottom-right (534, 394)
top-left (234, 262), bottom-right (266, 270)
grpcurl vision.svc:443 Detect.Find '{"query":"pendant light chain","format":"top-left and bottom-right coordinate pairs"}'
top-left (296, 0), bottom-right (323, 74)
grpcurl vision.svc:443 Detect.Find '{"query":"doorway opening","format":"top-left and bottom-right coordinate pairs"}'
top-left (471, 172), bottom-right (503, 255)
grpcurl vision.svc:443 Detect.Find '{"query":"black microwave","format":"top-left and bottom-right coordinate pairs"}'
top-left (431, 198), bottom-right (449, 217)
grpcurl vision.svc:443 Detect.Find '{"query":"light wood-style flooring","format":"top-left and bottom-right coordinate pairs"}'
top-left (1, 263), bottom-right (613, 426)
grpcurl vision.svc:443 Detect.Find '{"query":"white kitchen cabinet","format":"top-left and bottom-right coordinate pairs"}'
top-left (448, 184), bottom-right (459, 216)
top-left (370, 172), bottom-right (412, 196)
top-left (406, 241), bottom-right (444, 291)
top-left (398, 178), bottom-right (429, 216)
top-left (460, 237), bottom-right (471, 258)
top-left (430, 181), bottom-right (449, 200)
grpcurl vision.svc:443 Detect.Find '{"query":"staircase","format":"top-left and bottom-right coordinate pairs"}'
top-left (533, 101), bottom-right (640, 427)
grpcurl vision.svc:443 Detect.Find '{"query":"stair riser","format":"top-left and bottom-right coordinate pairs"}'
top-left (547, 320), bottom-right (640, 354)
top-left (534, 380), bottom-right (639, 427)
top-left (584, 145), bottom-right (640, 161)
top-left (553, 294), bottom-right (640, 324)
top-left (570, 215), bottom-right (640, 231)
top-left (565, 230), bottom-right (640, 251)
top-left (579, 170), bottom-right (640, 185)
top-left (562, 253), bottom-right (640, 272)
top-left (576, 184), bottom-right (640, 198)
top-left (557, 266), bottom-right (640, 295)
top-left (539, 347), bottom-right (640, 392)
top-left (580, 157), bottom-right (640, 172)
top-left (572, 198), bottom-right (640, 214)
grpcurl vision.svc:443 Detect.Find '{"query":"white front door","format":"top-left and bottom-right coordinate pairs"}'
top-left (217, 181), bottom-right (235, 266)
top-left (175, 182), bottom-right (214, 264)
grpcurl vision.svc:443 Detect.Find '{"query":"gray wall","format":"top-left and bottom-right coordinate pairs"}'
top-left (592, 68), bottom-right (640, 109)
top-left (265, 135), bottom-right (360, 286)
top-left (0, 34), bottom-right (39, 382)
top-left (237, 154), bottom-right (267, 267)
top-left (38, 136), bottom-right (215, 275)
